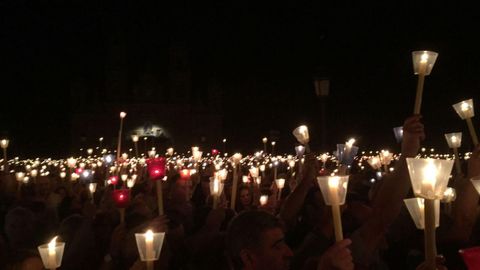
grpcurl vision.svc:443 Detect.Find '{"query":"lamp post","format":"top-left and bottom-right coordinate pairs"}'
top-left (315, 77), bottom-right (330, 151)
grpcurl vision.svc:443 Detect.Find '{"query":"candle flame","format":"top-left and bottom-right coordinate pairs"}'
top-left (346, 138), bottom-right (355, 148)
top-left (423, 160), bottom-right (437, 188)
top-left (48, 236), bottom-right (58, 250)
top-left (120, 112), bottom-right (127, 118)
top-left (328, 176), bottom-right (340, 189)
top-left (420, 52), bottom-right (429, 63)
top-left (260, 195), bottom-right (268, 206)
top-left (461, 102), bottom-right (470, 112)
top-left (451, 136), bottom-right (457, 143)
top-left (145, 230), bottom-right (154, 241)
top-left (262, 137), bottom-right (268, 143)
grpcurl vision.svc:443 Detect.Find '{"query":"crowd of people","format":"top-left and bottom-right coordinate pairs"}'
top-left (0, 115), bottom-right (479, 269)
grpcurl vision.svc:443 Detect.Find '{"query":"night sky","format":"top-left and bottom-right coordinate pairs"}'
top-left (2, 1), bottom-right (480, 157)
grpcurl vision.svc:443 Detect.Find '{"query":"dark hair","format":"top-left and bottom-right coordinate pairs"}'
top-left (226, 210), bottom-right (283, 269)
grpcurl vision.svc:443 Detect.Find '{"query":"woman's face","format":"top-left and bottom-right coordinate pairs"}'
top-left (240, 188), bottom-right (251, 206)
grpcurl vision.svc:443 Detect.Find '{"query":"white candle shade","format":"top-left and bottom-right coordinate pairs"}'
top-left (367, 156), bottom-right (382, 170)
top-left (259, 195), bottom-right (268, 206)
top-left (148, 150), bottom-right (156, 158)
top-left (380, 150), bottom-right (393, 166)
top-left (131, 135), bottom-right (139, 142)
top-left (262, 137), bottom-right (268, 144)
top-left (441, 187), bottom-right (456, 203)
top-left (406, 158), bottom-right (454, 200)
top-left (336, 144), bottom-right (359, 166)
top-left (275, 178), bottom-right (286, 189)
top-left (292, 125), bottom-right (310, 145)
top-left (295, 145), bottom-right (305, 157)
top-left (453, 99), bottom-right (475, 119)
top-left (167, 148), bottom-right (174, 156)
top-left (0, 139), bottom-right (9, 149)
top-left (317, 175), bottom-right (349, 205)
top-left (232, 153), bottom-right (242, 164)
top-left (120, 112), bottom-right (127, 118)
top-left (15, 172), bottom-right (25, 182)
top-left (412, 50), bottom-right (438, 75)
top-left (209, 177), bottom-right (224, 196)
top-left (445, 132), bottom-right (462, 148)
top-left (393, 126), bottom-right (404, 143)
top-left (192, 151), bottom-right (203, 162)
top-left (249, 167), bottom-right (259, 178)
top-left (67, 157), bottom-right (77, 168)
top-left (404, 198), bottom-right (440, 229)
top-left (88, 183), bottom-right (97, 193)
top-left (470, 176), bottom-right (480, 195)
top-left (127, 178), bottom-right (136, 188)
top-left (38, 236), bottom-right (65, 269)
top-left (135, 231), bottom-right (165, 261)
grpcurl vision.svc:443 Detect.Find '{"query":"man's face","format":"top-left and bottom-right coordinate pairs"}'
top-left (250, 228), bottom-right (293, 270)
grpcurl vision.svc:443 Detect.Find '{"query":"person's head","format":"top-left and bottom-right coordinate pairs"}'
top-left (239, 186), bottom-right (251, 207)
top-left (226, 210), bottom-right (293, 270)
top-left (4, 207), bottom-right (36, 250)
top-left (35, 176), bottom-right (51, 197)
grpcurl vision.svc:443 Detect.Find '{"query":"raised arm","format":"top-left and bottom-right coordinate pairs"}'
top-left (351, 115), bottom-right (424, 266)
top-left (279, 153), bottom-right (317, 229)
top-left (446, 144), bottom-right (480, 243)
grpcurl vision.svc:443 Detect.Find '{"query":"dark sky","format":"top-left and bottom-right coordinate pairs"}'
top-left (2, 1), bottom-right (480, 157)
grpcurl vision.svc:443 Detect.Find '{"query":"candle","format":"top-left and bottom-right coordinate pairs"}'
top-left (230, 153), bottom-right (242, 210)
top-left (48, 236), bottom-right (57, 268)
top-left (145, 230), bottom-right (154, 261)
top-left (328, 177), bottom-right (343, 242)
top-left (167, 147), bottom-right (174, 156)
top-left (275, 178), bottom-right (285, 201)
top-left (412, 51), bottom-right (438, 115)
top-left (262, 137), bottom-right (268, 153)
top-left (0, 139), bottom-right (9, 149)
top-left (259, 195), bottom-right (268, 206)
top-left (117, 112), bottom-right (127, 161)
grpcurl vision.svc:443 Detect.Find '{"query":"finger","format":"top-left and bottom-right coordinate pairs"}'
top-left (328, 239), bottom-right (352, 253)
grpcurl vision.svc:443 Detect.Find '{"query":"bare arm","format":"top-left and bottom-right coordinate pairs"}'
top-left (445, 145), bottom-right (480, 243)
top-left (353, 115), bottom-right (424, 264)
top-left (279, 153), bottom-right (317, 229)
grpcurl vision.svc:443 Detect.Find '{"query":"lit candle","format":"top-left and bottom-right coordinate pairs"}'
top-left (117, 112), bottom-right (127, 161)
top-left (259, 195), bottom-right (268, 206)
top-left (412, 51), bottom-right (438, 115)
top-left (262, 137), bottom-right (268, 153)
top-left (275, 178), bottom-right (285, 201)
top-left (145, 230), bottom-right (154, 261)
top-left (167, 147), bottom-right (174, 156)
top-left (48, 236), bottom-right (58, 269)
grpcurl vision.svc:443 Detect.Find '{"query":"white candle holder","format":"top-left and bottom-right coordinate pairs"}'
top-left (135, 230), bottom-right (165, 262)
top-left (441, 187), bottom-right (456, 203)
top-left (295, 145), bottom-right (305, 158)
top-left (336, 144), bottom-right (359, 166)
top-left (0, 139), bottom-right (9, 149)
top-left (259, 195), bottom-right (269, 206)
top-left (292, 125), bottom-right (310, 145)
top-left (209, 177), bottom-right (225, 196)
top-left (453, 99), bottom-right (474, 120)
top-left (367, 156), bottom-right (382, 170)
top-left (445, 132), bottom-right (462, 148)
top-left (38, 236), bottom-right (65, 270)
top-left (470, 176), bottom-right (480, 195)
top-left (404, 198), bottom-right (440, 229)
top-left (393, 126), bottom-right (403, 143)
top-left (412, 50), bottom-right (438, 75)
top-left (406, 158), bottom-right (454, 200)
top-left (317, 176), bottom-right (349, 205)
top-left (317, 175), bottom-right (349, 242)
